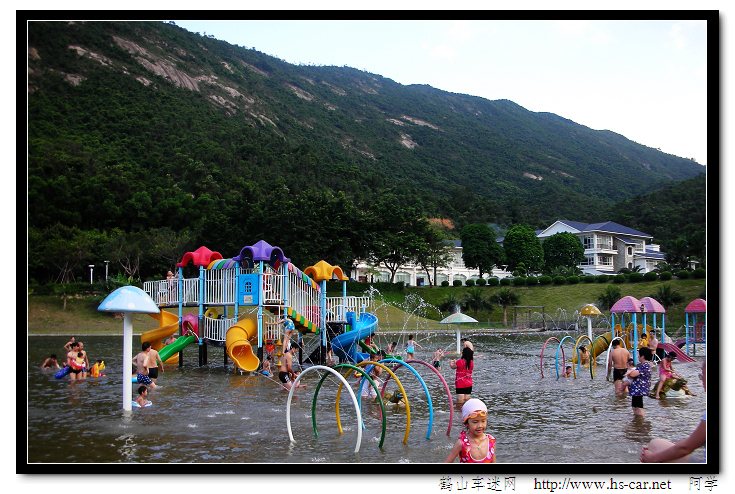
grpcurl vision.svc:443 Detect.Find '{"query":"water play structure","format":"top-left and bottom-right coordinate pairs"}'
top-left (96, 241), bottom-right (458, 445)
top-left (140, 241), bottom-right (377, 373)
top-left (540, 295), bottom-right (706, 381)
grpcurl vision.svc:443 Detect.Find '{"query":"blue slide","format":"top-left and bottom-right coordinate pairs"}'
top-left (330, 312), bottom-right (378, 364)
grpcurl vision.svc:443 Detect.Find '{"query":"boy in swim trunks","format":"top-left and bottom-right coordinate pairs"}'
top-left (279, 346), bottom-right (305, 390)
top-left (607, 339), bottom-right (630, 394)
top-left (432, 348), bottom-right (444, 369)
top-left (135, 342), bottom-right (160, 389)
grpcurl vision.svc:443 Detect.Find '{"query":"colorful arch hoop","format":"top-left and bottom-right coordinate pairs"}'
top-left (377, 358), bottom-right (433, 439)
top-left (350, 360), bottom-right (410, 443)
top-left (392, 359), bottom-right (454, 437)
top-left (540, 337), bottom-right (562, 379)
top-left (589, 333), bottom-right (612, 379)
top-left (287, 365), bottom-right (363, 453)
top-left (326, 363), bottom-right (389, 447)
top-left (555, 335), bottom-right (575, 380)
top-left (574, 335), bottom-right (594, 379)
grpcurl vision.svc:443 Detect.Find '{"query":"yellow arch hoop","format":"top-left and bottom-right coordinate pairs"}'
top-left (336, 361), bottom-right (411, 444)
top-left (204, 307), bottom-right (219, 320)
top-left (574, 335), bottom-right (594, 379)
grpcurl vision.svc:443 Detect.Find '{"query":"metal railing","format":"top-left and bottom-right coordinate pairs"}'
top-left (204, 268), bottom-right (237, 305)
top-left (202, 315), bottom-right (235, 342)
top-left (144, 278), bottom-right (199, 306)
top-left (262, 266), bottom-right (284, 304)
top-left (325, 296), bottom-right (371, 322)
top-left (287, 266), bottom-right (321, 328)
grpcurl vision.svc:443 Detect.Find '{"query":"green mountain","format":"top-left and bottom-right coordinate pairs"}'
top-left (27, 21), bottom-right (706, 280)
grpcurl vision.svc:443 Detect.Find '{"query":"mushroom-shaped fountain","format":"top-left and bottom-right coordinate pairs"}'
top-left (98, 286), bottom-right (160, 411)
top-left (439, 311), bottom-right (479, 354)
top-left (580, 304), bottom-right (602, 340)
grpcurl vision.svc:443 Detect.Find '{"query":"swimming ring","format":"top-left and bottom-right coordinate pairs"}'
top-left (131, 401), bottom-right (152, 408)
top-left (55, 366), bottom-right (71, 379)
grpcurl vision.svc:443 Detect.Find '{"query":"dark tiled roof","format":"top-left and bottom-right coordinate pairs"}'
top-left (556, 220), bottom-right (590, 232)
top-left (582, 221), bottom-right (652, 238)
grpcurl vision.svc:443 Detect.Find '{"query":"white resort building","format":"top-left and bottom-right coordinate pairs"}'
top-left (353, 220), bottom-right (666, 286)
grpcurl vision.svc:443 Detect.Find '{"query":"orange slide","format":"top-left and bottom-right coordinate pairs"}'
top-left (143, 310), bottom-right (181, 364)
top-left (225, 313), bottom-right (260, 372)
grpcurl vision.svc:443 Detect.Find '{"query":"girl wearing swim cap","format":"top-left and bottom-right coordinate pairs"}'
top-left (444, 398), bottom-right (497, 463)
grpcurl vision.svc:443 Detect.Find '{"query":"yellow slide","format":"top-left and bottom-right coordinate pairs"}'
top-left (144, 310), bottom-right (181, 364)
top-left (226, 313), bottom-right (260, 372)
top-left (571, 331), bottom-right (612, 364)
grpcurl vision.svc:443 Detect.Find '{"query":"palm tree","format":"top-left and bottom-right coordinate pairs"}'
top-left (650, 284), bottom-right (684, 310)
top-left (665, 237), bottom-right (690, 270)
top-left (490, 287), bottom-right (521, 327)
top-left (462, 287), bottom-right (493, 319)
top-left (653, 262), bottom-right (674, 274)
top-left (596, 285), bottom-right (622, 311)
top-left (439, 292), bottom-right (462, 314)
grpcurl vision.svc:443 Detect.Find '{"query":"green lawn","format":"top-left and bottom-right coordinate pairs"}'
top-left (27, 278), bottom-right (705, 335)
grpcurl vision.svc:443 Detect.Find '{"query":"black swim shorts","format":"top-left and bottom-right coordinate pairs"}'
top-left (631, 395), bottom-right (644, 408)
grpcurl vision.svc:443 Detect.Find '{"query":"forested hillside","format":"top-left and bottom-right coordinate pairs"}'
top-left (27, 21), bottom-right (706, 283)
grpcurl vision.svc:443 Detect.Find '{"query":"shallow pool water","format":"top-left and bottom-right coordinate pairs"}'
top-left (26, 331), bottom-right (706, 465)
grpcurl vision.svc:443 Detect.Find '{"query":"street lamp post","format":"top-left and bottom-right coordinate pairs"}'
top-left (88, 265), bottom-right (94, 284)
top-left (104, 260), bottom-right (110, 280)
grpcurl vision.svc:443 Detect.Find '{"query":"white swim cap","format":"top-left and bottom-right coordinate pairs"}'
top-left (461, 398), bottom-right (487, 421)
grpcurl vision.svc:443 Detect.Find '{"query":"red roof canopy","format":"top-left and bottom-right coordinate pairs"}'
top-left (177, 246), bottom-right (223, 267)
top-left (685, 298), bottom-right (707, 313)
top-left (609, 296), bottom-right (642, 313)
top-left (639, 296), bottom-right (666, 314)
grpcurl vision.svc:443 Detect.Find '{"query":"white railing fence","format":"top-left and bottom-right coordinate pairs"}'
top-left (204, 268), bottom-right (237, 305)
top-left (202, 315), bottom-right (235, 342)
top-left (287, 267), bottom-right (320, 328)
top-left (325, 296), bottom-right (371, 322)
top-left (144, 278), bottom-right (199, 306)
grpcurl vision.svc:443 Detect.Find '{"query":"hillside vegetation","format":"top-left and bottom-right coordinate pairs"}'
top-left (27, 21), bottom-right (706, 284)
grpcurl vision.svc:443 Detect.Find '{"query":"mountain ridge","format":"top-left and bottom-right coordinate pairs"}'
top-left (27, 21), bottom-right (705, 242)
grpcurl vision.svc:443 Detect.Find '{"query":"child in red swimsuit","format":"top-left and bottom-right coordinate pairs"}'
top-left (444, 398), bottom-right (497, 463)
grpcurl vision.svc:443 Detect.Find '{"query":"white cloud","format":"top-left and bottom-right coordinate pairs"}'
top-left (430, 45), bottom-right (457, 59)
top-left (446, 20), bottom-right (473, 43)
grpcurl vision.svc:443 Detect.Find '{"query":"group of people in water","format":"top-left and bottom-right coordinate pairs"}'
top-left (602, 330), bottom-right (706, 463)
top-left (41, 336), bottom-right (105, 380)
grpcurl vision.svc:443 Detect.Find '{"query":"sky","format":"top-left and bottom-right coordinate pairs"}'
top-left (174, 19), bottom-right (709, 167)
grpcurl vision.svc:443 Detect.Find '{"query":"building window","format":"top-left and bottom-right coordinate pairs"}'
top-left (628, 262), bottom-right (633, 269)
top-left (583, 235), bottom-right (594, 249)
top-left (598, 235), bottom-right (613, 250)
top-left (635, 241), bottom-right (645, 253)
top-left (581, 255), bottom-right (594, 266)
top-left (395, 272), bottom-right (410, 284)
top-left (599, 255), bottom-right (612, 266)
top-left (455, 253), bottom-right (465, 267)
top-left (627, 246), bottom-right (633, 256)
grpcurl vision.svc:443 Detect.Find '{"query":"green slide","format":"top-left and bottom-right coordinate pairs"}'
top-left (158, 335), bottom-right (198, 362)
